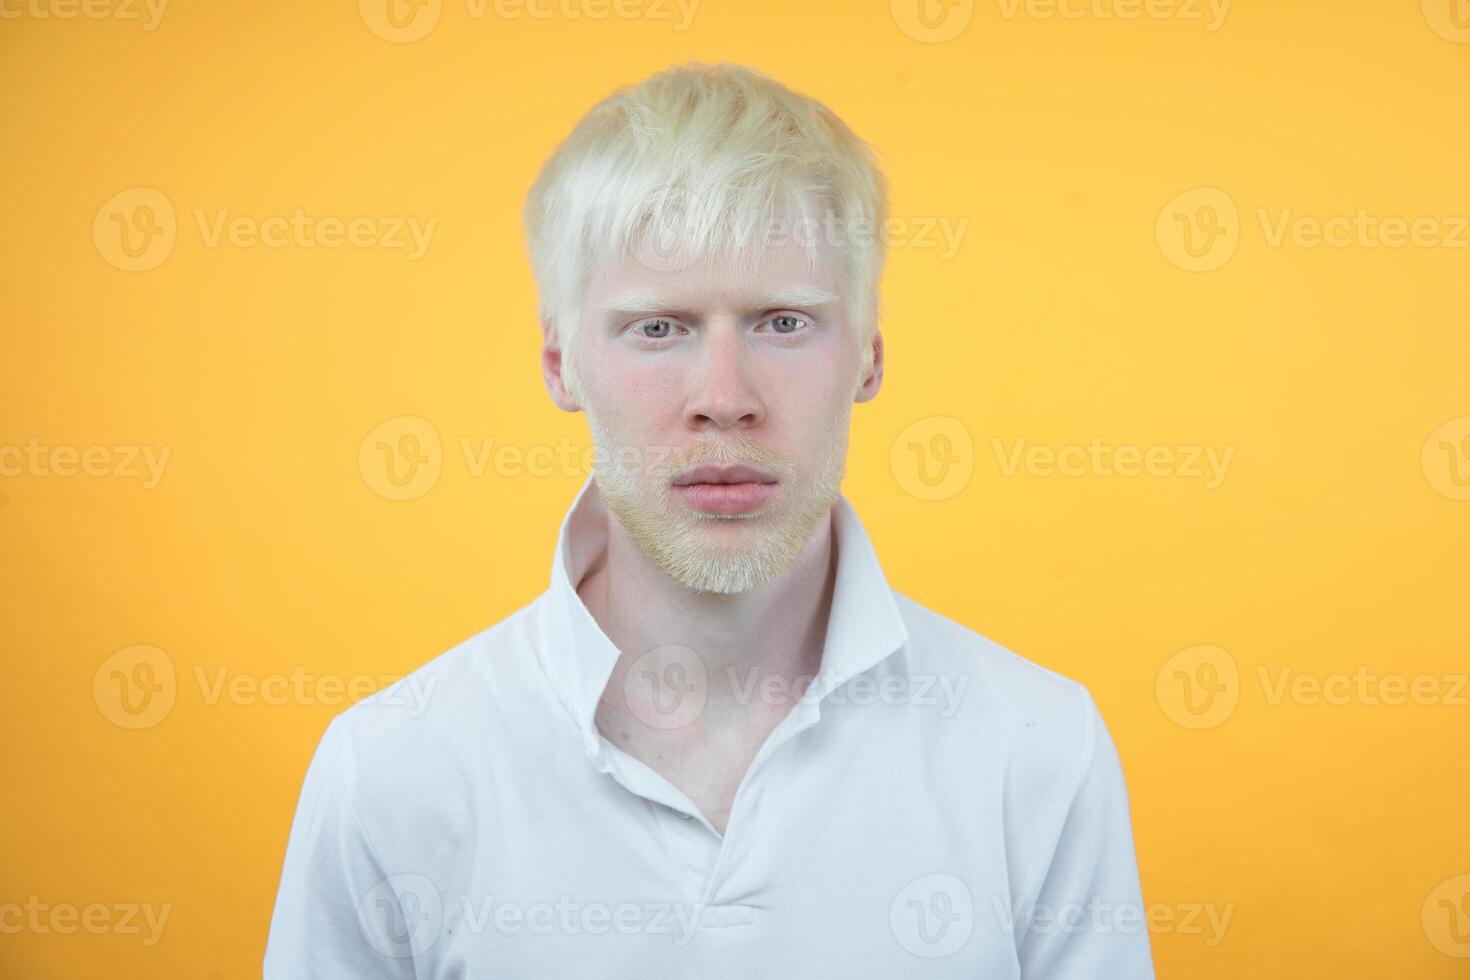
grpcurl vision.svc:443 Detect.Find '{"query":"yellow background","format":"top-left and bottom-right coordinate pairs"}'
top-left (3, 0), bottom-right (1468, 975)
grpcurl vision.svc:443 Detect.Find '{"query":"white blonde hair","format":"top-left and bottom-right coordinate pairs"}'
top-left (522, 61), bottom-right (890, 403)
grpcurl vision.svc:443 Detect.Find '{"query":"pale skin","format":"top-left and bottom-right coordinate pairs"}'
top-left (541, 234), bottom-right (884, 836)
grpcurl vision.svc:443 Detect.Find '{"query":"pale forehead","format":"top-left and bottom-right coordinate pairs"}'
top-left (584, 235), bottom-right (847, 314)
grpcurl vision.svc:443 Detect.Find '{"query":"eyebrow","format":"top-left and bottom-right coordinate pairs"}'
top-left (599, 285), bottom-right (841, 316)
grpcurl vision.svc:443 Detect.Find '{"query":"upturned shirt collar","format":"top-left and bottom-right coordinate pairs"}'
top-left (535, 473), bottom-right (910, 749)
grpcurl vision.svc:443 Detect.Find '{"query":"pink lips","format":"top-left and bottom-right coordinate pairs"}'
top-left (671, 464), bottom-right (779, 487)
top-left (671, 464), bottom-right (779, 515)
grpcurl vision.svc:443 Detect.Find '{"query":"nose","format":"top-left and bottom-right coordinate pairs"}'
top-left (683, 323), bottom-right (765, 432)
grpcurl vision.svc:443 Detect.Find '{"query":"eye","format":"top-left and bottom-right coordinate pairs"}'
top-left (762, 313), bottom-right (811, 336)
top-left (632, 317), bottom-right (684, 342)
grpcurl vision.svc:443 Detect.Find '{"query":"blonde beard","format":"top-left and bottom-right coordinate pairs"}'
top-left (585, 406), bottom-right (851, 595)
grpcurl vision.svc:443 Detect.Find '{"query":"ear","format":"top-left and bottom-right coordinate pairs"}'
top-left (541, 317), bottom-right (581, 413)
top-left (853, 329), bottom-right (884, 404)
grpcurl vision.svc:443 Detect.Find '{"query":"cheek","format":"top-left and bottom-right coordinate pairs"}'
top-left (768, 340), bottom-right (857, 406)
top-left (580, 340), bottom-right (656, 403)
top-left (764, 360), bottom-right (856, 444)
top-left (584, 361), bottom-right (675, 442)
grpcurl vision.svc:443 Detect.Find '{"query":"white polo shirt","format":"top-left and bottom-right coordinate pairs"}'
top-left (264, 474), bottom-right (1154, 978)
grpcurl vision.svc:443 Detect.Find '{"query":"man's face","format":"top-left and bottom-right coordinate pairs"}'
top-left (567, 232), bottom-right (875, 595)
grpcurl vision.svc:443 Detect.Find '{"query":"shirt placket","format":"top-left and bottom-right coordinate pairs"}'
top-left (580, 689), bottom-right (830, 939)
top-left (614, 694), bottom-right (828, 905)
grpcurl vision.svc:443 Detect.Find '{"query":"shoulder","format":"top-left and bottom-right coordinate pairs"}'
top-left (885, 590), bottom-right (1105, 791)
top-left (890, 589), bottom-right (1095, 721)
top-left (316, 597), bottom-right (554, 810)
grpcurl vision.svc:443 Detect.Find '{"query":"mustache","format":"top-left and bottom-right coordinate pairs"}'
top-left (662, 439), bottom-right (793, 477)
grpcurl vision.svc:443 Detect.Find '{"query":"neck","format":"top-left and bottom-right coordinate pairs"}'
top-left (579, 503), bottom-right (838, 716)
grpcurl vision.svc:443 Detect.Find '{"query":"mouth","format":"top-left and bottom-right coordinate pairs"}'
top-left (670, 464), bottom-right (780, 516)
top-left (671, 464), bottom-right (780, 487)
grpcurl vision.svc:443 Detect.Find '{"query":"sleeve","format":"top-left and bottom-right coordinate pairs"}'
top-left (1017, 686), bottom-right (1155, 980)
top-left (263, 717), bottom-right (419, 980)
